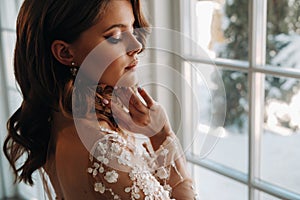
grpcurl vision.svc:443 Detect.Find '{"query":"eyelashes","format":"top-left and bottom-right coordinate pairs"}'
top-left (105, 31), bottom-right (138, 44)
top-left (106, 36), bottom-right (122, 44)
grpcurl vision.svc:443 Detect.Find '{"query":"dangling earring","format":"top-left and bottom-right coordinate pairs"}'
top-left (70, 62), bottom-right (78, 77)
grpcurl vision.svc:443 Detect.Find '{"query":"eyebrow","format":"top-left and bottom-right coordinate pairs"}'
top-left (104, 24), bottom-right (127, 32)
top-left (103, 21), bottom-right (135, 33)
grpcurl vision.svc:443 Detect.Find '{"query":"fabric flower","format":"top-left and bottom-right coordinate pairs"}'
top-left (156, 167), bottom-right (169, 179)
top-left (160, 149), bottom-right (169, 156)
top-left (99, 166), bottom-right (104, 173)
top-left (163, 184), bottom-right (172, 192)
top-left (97, 155), bottom-right (109, 165)
top-left (118, 150), bottom-right (131, 166)
top-left (94, 182), bottom-right (105, 194)
top-left (134, 193), bottom-right (141, 199)
top-left (125, 187), bottom-right (131, 193)
top-left (104, 170), bottom-right (119, 183)
top-left (97, 142), bottom-right (108, 154)
top-left (111, 142), bottom-right (121, 153)
top-left (87, 162), bottom-right (101, 177)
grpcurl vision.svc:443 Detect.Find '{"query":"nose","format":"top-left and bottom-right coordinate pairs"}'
top-left (126, 32), bottom-right (142, 56)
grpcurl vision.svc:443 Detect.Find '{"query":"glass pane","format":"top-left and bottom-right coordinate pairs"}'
top-left (2, 31), bottom-right (17, 89)
top-left (266, 0), bottom-right (300, 70)
top-left (0, 69), bottom-right (6, 199)
top-left (192, 0), bottom-right (249, 60)
top-left (262, 75), bottom-right (300, 194)
top-left (192, 164), bottom-right (248, 200)
top-left (0, 0), bottom-right (20, 30)
top-left (182, 61), bottom-right (226, 156)
top-left (196, 70), bottom-right (249, 173)
top-left (8, 89), bottom-right (22, 115)
top-left (0, 1), bottom-right (23, 199)
top-left (259, 191), bottom-right (281, 200)
top-left (18, 171), bottom-right (46, 200)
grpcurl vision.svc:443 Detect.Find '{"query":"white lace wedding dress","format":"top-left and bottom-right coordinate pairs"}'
top-left (87, 126), bottom-right (197, 199)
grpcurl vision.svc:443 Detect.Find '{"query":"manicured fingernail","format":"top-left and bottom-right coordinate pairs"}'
top-left (138, 87), bottom-right (143, 92)
top-left (102, 98), bottom-right (109, 105)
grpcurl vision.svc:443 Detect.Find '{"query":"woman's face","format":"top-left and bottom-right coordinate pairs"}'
top-left (70, 0), bottom-right (142, 86)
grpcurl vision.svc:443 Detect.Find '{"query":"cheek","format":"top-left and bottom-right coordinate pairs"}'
top-left (103, 46), bottom-right (125, 66)
top-left (80, 43), bottom-right (127, 83)
top-left (99, 57), bottom-right (127, 85)
top-left (74, 38), bottom-right (101, 64)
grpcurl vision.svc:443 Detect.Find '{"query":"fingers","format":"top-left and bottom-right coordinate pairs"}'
top-left (138, 87), bottom-right (155, 108)
top-left (129, 106), bottom-right (151, 126)
top-left (129, 93), bottom-right (147, 113)
top-left (111, 98), bottom-right (169, 137)
top-left (110, 101), bottom-right (131, 124)
top-left (111, 86), bottom-right (170, 137)
top-left (111, 101), bottom-right (149, 132)
top-left (115, 87), bottom-right (148, 114)
top-left (114, 86), bottom-right (155, 110)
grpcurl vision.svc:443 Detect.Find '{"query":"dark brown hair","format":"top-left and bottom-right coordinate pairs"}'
top-left (3, 0), bottom-right (149, 185)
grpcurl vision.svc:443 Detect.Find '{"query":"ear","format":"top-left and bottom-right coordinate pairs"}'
top-left (51, 40), bottom-right (74, 66)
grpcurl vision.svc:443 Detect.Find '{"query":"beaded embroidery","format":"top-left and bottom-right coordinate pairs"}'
top-left (87, 126), bottom-right (186, 199)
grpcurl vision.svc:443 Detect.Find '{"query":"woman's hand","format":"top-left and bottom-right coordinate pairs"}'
top-left (111, 87), bottom-right (172, 139)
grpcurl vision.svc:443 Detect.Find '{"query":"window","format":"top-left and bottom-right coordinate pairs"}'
top-left (182, 0), bottom-right (300, 199)
top-left (0, 0), bottom-right (46, 199)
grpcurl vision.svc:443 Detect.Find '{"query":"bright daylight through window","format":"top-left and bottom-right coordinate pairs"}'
top-left (183, 0), bottom-right (300, 199)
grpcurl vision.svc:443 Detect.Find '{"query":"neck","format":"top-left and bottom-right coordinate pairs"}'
top-left (94, 84), bottom-right (117, 129)
top-left (94, 83), bottom-right (139, 130)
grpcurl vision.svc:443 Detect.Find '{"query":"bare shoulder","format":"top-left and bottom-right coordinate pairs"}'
top-left (53, 118), bottom-right (111, 199)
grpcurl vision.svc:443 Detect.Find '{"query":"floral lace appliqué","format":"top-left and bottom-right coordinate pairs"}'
top-left (87, 127), bottom-right (183, 199)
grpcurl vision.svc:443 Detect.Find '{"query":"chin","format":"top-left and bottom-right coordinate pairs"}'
top-left (116, 70), bottom-right (139, 87)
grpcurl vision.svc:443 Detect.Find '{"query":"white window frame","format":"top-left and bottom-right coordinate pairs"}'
top-left (182, 0), bottom-right (300, 199)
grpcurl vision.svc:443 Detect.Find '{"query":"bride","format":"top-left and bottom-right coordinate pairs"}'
top-left (3, 0), bottom-right (197, 199)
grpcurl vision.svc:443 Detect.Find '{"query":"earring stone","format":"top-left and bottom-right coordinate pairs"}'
top-left (70, 62), bottom-right (78, 77)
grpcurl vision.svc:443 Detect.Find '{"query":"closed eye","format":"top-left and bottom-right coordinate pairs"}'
top-left (105, 35), bottom-right (122, 44)
top-left (104, 26), bottom-right (137, 45)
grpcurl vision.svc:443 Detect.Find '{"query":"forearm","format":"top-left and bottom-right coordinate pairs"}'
top-left (149, 126), bottom-right (173, 151)
top-left (151, 131), bottom-right (197, 199)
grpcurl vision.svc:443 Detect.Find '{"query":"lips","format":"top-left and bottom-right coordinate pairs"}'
top-left (125, 60), bottom-right (138, 70)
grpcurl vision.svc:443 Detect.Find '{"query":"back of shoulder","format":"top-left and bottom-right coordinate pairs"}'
top-left (53, 119), bottom-right (112, 199)
top-left (55, 119), bottom-right (111, 160)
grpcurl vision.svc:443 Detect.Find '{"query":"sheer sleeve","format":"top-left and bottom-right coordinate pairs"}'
top-left (87, 127), bottom-right (197, 199)
top-left (151, 136), bottom-right (198, 199)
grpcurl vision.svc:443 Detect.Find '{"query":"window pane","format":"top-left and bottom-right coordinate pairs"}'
top-left (18, 171), bottom-right (46, 200)
top-left (190, 67), bottom-right (249, 173)
top-left (0, 0), bottom-right (23, 198)
top-left (184, 62), bottom-right (228, 160)
top-left (0, 62), bottom-right (6, 199)
top-left (262, 75), bottom-right (300, 194)
top-left (0, 0), bottom-right (20, 30)
top-left (8, 89), bottom-right (22, 115)
top-left (192, 0), bottom-right (249, 61)
top-left (198, 70), bottom-right (249, 173)
top-left (2, 31), bottom-right (17, 89)
top-left (266, 0), bottom-right (300, 70)
top-left (259, 191), bottom-right (281, 200)
top-left (192, 164), bottom-right (248, 200)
